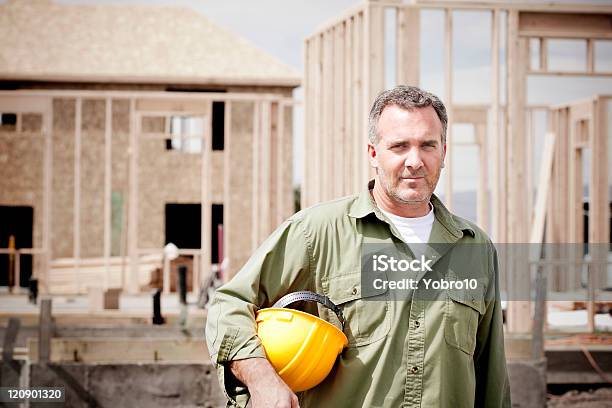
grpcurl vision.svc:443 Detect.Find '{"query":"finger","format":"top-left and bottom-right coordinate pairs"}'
top-left (291, 393), bottom-right (300, 408)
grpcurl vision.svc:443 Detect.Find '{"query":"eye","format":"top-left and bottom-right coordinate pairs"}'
top-left (422, 143), bottom-right (436, 151)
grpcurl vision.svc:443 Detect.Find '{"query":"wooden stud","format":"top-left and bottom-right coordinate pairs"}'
top-left (507, 10), bottom-right (531, 334)
top-left (396, 6), bottom-right (420, 86)
top-left (73, 98), bottom-right (82, 293)
top-left (127, 99), bottom-right (139, 294)
top-left (491, 9), bottom-right (501, 242)
top-left (540, 38), bottom-right (548, 72)
top-left (476, 124), bottom-right (488, 231)
top-left (104, 98), bottom-right (112, 290)
top-left (354, 13), bottom-right (364, 193)
top-left (261, 101), bottom-right (272, 240)
top-left (276, 103), bottom-right (285, 224)
top-left (334, 24), bottom-right (345, 198)
top-left (344, 18), bottom-right (354, 196)
top-left (42, 99), bottom-right (53, 293)
top-left (201, 101), bottom-right (212, 294)
top-left (251, 101), bottom-right (260, 250)
top-left (444, 9), bottom-right (454, 210)
top-left (586, 39), bottom-right (594, 73)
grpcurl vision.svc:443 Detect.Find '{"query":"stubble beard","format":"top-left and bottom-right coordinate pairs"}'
top-left (377, 166), bottom-right (441, 206)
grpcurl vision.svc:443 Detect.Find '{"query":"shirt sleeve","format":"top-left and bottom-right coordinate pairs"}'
top-left (474, 245), bottom-right (512, 408)
top-left (205, 217), bottom-right (313, 406)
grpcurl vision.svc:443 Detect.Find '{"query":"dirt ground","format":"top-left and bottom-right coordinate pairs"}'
top-left (548, 388), bottom-right (612, 407)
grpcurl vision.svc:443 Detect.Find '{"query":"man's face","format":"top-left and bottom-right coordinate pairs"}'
top-left (368, 105), bottom-right (446, 205)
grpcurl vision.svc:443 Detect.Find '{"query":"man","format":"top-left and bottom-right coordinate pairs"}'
top-left (206, 85), bottom-right (511, 407)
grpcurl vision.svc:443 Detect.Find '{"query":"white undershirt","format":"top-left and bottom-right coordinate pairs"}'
top-left (380, 203), bottom-right (435, 245)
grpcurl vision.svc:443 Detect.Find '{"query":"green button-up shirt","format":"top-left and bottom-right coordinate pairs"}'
top-left (206, 181), bottom-right (511, 407)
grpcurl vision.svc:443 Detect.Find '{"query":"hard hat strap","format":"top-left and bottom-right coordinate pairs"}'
top-left (272, 291), bottom-right (346, 329)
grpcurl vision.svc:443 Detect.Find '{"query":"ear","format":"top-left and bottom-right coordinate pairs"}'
top-left (368, 143), bottom-right (378, 168)
top-left (441, 143), bottom-right (447, 168)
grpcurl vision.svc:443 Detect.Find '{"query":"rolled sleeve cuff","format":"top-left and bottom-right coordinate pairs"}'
top-left (215, 327), bottom-right (267, 407)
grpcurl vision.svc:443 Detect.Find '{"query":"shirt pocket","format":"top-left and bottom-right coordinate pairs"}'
top-left (324, 272), bottom-right (390, 348)
top-left (444, 285), bottom-right (486, 355)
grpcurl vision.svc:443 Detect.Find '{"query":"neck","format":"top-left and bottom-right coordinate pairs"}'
top-left (372, 179), bottom-right (432, 218)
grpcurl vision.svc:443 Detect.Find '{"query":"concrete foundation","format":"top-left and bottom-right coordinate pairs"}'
top-left (25, 363), bottom-right (225, 408)
top-left (508, 359), bottom-right (547, 408)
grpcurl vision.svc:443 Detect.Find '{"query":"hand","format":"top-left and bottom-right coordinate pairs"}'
top-left (230, 358), bottom-right (299, 408)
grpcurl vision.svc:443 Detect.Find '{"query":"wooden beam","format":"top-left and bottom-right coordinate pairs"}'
top-left (476, 124), bottom-right (488, 231)
top-left (42, 99), bottom-right (53, 293)
top-left (586, 39), bottom-right (594, 73)
top-left (519, 12), bottom-right (612, 39)
top-left (200, 102), bottom-right (212, 293)
top-left (73, 98), bottom-right (82, 293)
top-left (530, 132), bottom-right (556, 244)
top-left (540, 38), bottom-right (548, 72)
top-left (260, 101), bottom-right (272, 240)
top-left (334, 24), bottom-right (345, 198)
top-left (104, 98), bottom-right (112, 290)
top-left (251, 101), bottom-right (260, 251)
top-left (507, 10), bottom-right (531, 335)
top-left (354, 12), bottom-right (365, 193)
top-left (365, 4), bottom-right (385, 183)
top-left (444, 9), bottom-right (454, 210)
top-left (276, 103), bottom-right (285, 225)
top-left (396, 6), bottom-right (420, 86)
top-left (28, 338), bottom-right (210, 364)
top-left (344, 18), bottom-right (354, 196)
top-left (491, 9), bottom-right (501, 242)
top-left (127, 100), bottom-right (139, 294)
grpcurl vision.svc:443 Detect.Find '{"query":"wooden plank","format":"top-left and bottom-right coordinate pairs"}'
top-left (453, 106), bottom-right (488, 124)
top-left (444, 9), bottom-right (454, 210)
top-left (354, 13), bottom-right (364, 193)
top-left (365, 4), bottom-right (385, 183)
top-left (476, 124), bottom-right (488, 231)
top-left (334, 24), bottom-right (345, 197)
top-left (0, 89), bottom-right (296, 104)
top-left (251, 101), bottom-right (260, 250)
top-left (587, 39), bottom-right (594, 73)
top-left (518, 12), bottom-right (612, 39)
top-left (396, 6), bottom-right (420, 86)
top-left (540, 38), bottom-right (548, 72)
top-left (276, 102), bottom-right (285, 224)
top-left (507, 10), bottom-right (531, 334)
top-left (344, 18), bottom-right (354, 196)
top-left (530, 132), bottom-right (556, 244)
top-left (0, 95), bottom-right (51, 113)
top-left (314, 34), bottom-right (324, 204)
top-left (260, 101), bottom-right (271, 240)
top-left (303, 39), bottom-right (312, 209)
top-left (200, 102), bottom-right (212, 294)
top-left (28, 338), bottom-right (210, 364)
top-left (104, 98), bottom-right (112, 290)
top-left (127, 100), bottom-right (139, 294)
top-left (42, 99), bottom-right (53, 292)
top-left (73, 98), bottom-right (82, 293)
top-left (491, 9), bottom-right (501, 242)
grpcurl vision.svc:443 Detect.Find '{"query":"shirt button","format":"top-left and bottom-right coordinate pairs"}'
top-left (414, 320), bottom-right (420, 328)
top-left (411, 366), bottom-right (418, 374)
top-left (351, 287), bottom-right (358, 295)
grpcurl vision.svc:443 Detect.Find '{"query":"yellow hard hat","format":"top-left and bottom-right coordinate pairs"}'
top-left (256, 291), bottom-right (348, 392)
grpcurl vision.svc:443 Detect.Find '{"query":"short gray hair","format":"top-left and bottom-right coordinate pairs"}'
top-left (368, 85), bottom-right (448, 145)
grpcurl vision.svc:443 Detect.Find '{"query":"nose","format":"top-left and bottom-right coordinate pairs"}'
top-left (403, 147), bottom-right (424, 170)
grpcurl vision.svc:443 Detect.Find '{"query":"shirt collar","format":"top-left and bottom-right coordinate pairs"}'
top-left (348, 179), bottom-right (475, 239)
